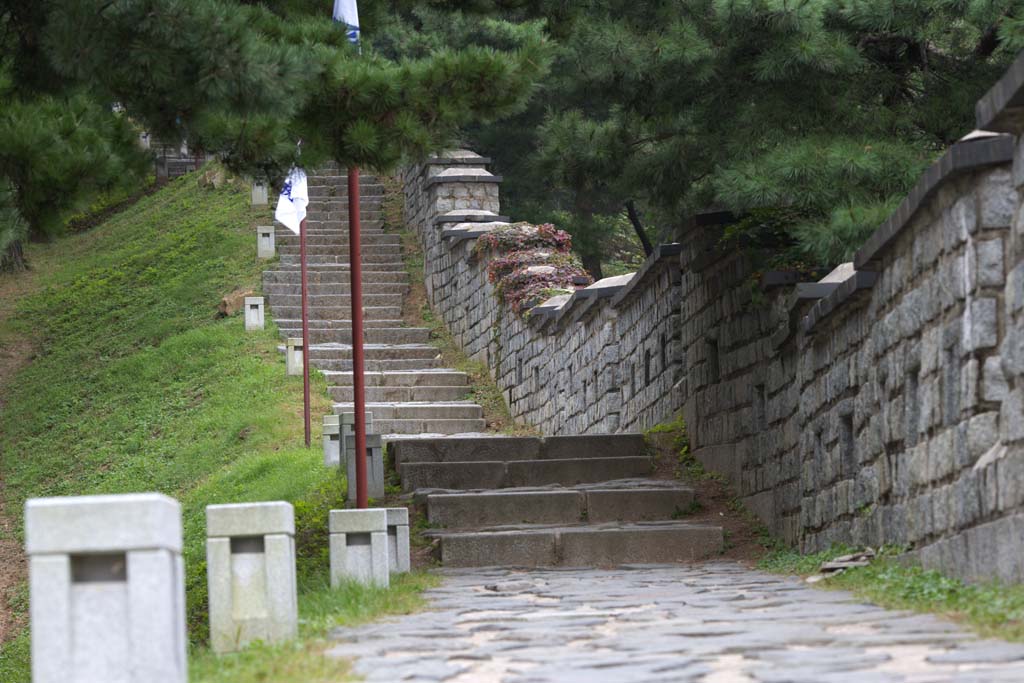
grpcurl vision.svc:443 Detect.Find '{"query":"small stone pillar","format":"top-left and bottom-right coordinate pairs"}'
top-left (25, 493), bottom-right (187, 683)
top-left (385, 508), bottom-right (411, 574)
top-left (323, 415), bottom-right (341, 468)
top-left (339, 411), bottom-right (374, 466)
top-left (286, 337), bottom-right (303, 376)
top-left (329, 509), bottom-right (389, 587)
top-left (251, 182), bottom-right (269, 207)
top-left (345, 433), bottom-right (385, 501)
top-left (257, 225), bottom-right (275, 259)
top-left (205, 502), bottom-right (298, 654)
top-left (244, 297), bottom-right (265, 331)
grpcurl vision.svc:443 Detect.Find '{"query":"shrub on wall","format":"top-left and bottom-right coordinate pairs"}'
top-left (475, 223), bottom-right (592, 314)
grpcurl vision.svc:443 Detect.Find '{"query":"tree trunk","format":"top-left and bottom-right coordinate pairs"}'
top-left (625, 200), bottom-right (654, 256)
top-left (581, 252), bottom-right (603, 281)
top-left (1, 240), bottom-right (28, 272)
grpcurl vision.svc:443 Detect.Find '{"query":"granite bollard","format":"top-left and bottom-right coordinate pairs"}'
top-left (257, 225), bottom-right (275, 259)
top-left (251, 182), bottom-right (269, 207)
top-left (244, 297), bottom-right (265, 331)
top-left (385, 508), bottom-right (411, 573)
top-left (25, 493), bottom-right (187, 683)
top-left (286, 337), bottom-right (303, 376)
top-left (329, 509), bottom-right (389, 587)
top-left (206, 502), bottom-right (298, 654)
top-left (323, 415), bottom-right (341, 467)
top-left (345, 433), bottom-right (385, 501)
top-left (339, 411), bottom-right (374, 466)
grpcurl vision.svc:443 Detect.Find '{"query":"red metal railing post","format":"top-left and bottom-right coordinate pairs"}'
top-left (300, 216), bottom-right (312, 447)
top-left (348, 167), bottom-right (368, 508)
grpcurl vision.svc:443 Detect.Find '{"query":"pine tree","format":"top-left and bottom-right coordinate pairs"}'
top-left (462, 0), bottom-right (1024, 270)
top-left (0, 0), bottom-right (550, 269)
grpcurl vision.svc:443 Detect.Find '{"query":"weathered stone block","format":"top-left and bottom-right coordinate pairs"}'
top-left (982, 356), bottom-right (1009, 402)
top-left (964, 298), bottom-right (998, 352)
top-left (257, 225), bottom-right (275, 258)
top-left (206, 502), bottom-right (298, 654)
top-left (329, 509), bottom-right (389, 587)
top-left (286, 337), bottom-right (303, 376)
top-left (323, 416), bottom-right (340, 468)
top-left (976, 238), bottom-right (1005, 287)
top-left (251, 182), bottom-right (269, 207)
top-left (339, 412), bottom-right (374, 468)
top-left (244, 297), bottom-right (265, 331)
top-left (345, 433), bottom-right (385, 501)
top-left (25, 493), bottom-right (187, 683)
top-left (385, 508), bottom-right (411, 573)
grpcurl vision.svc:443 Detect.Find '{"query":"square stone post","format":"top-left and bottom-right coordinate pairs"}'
top-left (329, 509), bottom-right (389, 587)
top-left (257, 226), bottom-right (275, 259)
top-left (345, 433), bottom-right (385, 501)
top-left (205, 502), bottom-right (298, 654)
top-left (323, 415), bottom-right (341, 467)
top-left (339, 411), bottom-right (374, 467)
top-left (251, 182), bottom-right (269, 207)
top-left (25, 493), bottom-right (186, 683)
top-left (244, 297), bottom-right (265, 331)
top-left (286, 337), bottom-right (303, 376)
top-left (385, 508), bottom-right (411, 573)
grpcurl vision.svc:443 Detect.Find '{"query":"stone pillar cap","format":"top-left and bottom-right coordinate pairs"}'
top-left (244, 296), bottom-right (264, 305)
top-left (25, 493), bottom-right (182, 555)
top-left (385, 508), bottom-right (409, 526)
top-left (286, 337), bottom-right (303, 347)
top-left (324, 422), bottom-right (340, 436)
top-left (329, 508), bottom-right (387, 533)
top-left (324, 414), bottom-right (341, 426)
top-left (206, 501), bottom-right (294, 537)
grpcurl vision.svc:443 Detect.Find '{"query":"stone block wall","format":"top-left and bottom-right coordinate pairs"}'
top-left (402, 58), bottom-right (1024, 582)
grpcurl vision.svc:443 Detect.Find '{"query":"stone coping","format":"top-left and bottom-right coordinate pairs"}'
top-left (609, 243), bottom-right (683, 308)
top-left (329, 508), bottom-right (388, 533)
top-left (207, 502), bottom-right (295, 538)
top-left (794, 282), bottom-right (841, 300)
top-left (801, 270), bottom-right (880, 334)
top-left (385, 507), bottom-right (409, 526)
top-left (424, 173), bottom-right (503, 188)
top-left (854, 135), bottom-right (1014, 270)
top-left (976, 50), bottom-right (1024, 133)
top-left (433, 213), bottom-right (511, 227)
top-left (25, 493), bottom-right (182, 555)
top-left (427, 155), bottom-right (493, 165)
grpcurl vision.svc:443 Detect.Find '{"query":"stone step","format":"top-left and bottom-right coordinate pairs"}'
top-left (423, 484), bottom-right (695, 528)
top-left (316, 357), bottom-right (446, 372)
top-left (322, 370), bottom-right (469, 387)
top-left (308, 185), bottom-right (384, 198)
top-left (391, 434), bottom-right (648, 466)
top-left (399, 456), bottom-right (654, 493)
top-left (263, 282), bottom-right (408, 296)
top-left (263, 270), bottom-right (408, 284)
top-left (269, 301), bottom-right (404, 318)
top-left (429, 522), bottom-right (724, 568)
top-left (278, 255), bottom-right (404, 267)
top-left (273, 316), bottom-right (404, 328)
top-left (332, 402), bottom-right (483, 420)
top-left (274, 232), bottom-right (398, 244)
top-left (299, 220), bottom-right (386, 231)
top-left (304, 344), bottom-right (440, 361)
top-left (374, 417), bottom-right (488, 435)
top-left (275, 263), bottom-right (405, 272)
top-left (277, 244), bottom-right (397, 256)
top-left (329, 385), bottom-right (471, 402)
top-left (307, 199), bottom-right (385, 211)
top-left (277, 327), bottom-right (430, 345)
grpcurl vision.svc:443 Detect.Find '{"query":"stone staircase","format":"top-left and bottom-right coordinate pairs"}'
top-left (392, 434), bottom-right (725, 567)
top-left (261, 165), bottom-right (486, 434)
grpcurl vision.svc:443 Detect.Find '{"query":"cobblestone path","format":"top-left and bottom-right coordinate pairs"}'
top-left (326, 563), bottom-right (1024, 682)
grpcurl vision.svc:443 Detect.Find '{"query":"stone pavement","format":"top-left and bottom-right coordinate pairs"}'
top-left (326, 563), bottom-right (1024, 682)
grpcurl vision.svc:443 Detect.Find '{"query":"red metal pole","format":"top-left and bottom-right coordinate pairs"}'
top-left (348, 167), bottom-right (368, 508)
top-left (300, 216), bottom-right (312, 447)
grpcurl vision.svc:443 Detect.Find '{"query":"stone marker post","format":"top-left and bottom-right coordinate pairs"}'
top-left (385, 508), bottom-right (411, 573)
top-left (329, 509), bottom-right (389, 587)
top-left (286, 337), bottom-right (303, 376)
top-left (339, 411), bottom-right (374, 467)
top-left (257, 226), bottom-right (275, 259)
top-left (206, 502), bottom-right (298, 654)
top-left (25, 493), bottom-right (187, 683)
top-left (323, 415), bottom-right (341, 467)
top-left (244, 297), bottom-right (265, 331)
top-left (251, 182), bottom-right (269, 207)
top-left (345, 433), bottom-right (385, 501)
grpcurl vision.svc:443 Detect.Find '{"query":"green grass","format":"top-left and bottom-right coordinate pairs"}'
top-left (760, 546), bottom-right (1024, 642)
top-left (0, 168), bottom-right (434, 681)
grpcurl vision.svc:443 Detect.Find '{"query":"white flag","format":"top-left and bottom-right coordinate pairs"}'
top-left (333, 0), bottom-right (360, 43)
top-left (274, 167), bottom-right (308, 235)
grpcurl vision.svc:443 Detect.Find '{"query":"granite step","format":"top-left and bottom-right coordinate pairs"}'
top-left (372, 417), bottom-right (488, 435)
top-left (331, 402), bottom-right (483, 421)
top-left (263, 282), bottom-right (409, 296)
top-left (262, 270), bottom-right (408, 284)
top-left (274, 233), bottom-right (399, 246)
top-left (391, 434), bottom-right (648, 466)
top-left (278, 255), bottom-right (404, 267)
top-left (422, 482), bottom-right (695, 528)
top-left (273, 315), bottom-right (404, 328)
top-left (399, 456), bottom-right (654, 493)
top-left (314, 357), bottom-right (446, 372)
top-left (275, 327), bottom-right (430, 345)
top-left (269, 301), bottom-right (404, 318)
top-left (427, 522), bottom-right (724, 567)
top-left (277, 244), bottom-right (397, 256)
top-left (322, 370), bottom-right (468, 387)
top-left (304, 344), bottom-right (440, 361)
top-left (328, 385), bottom-right (471, 403)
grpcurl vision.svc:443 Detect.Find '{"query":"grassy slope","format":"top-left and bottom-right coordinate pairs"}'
top-left (0, 170), bottom-right (431, 682)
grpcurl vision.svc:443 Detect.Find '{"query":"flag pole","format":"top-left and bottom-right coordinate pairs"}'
top-left (300, 216), bottom-right (312, 447)
top-left (348, 167), bottom-right (368, 509)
